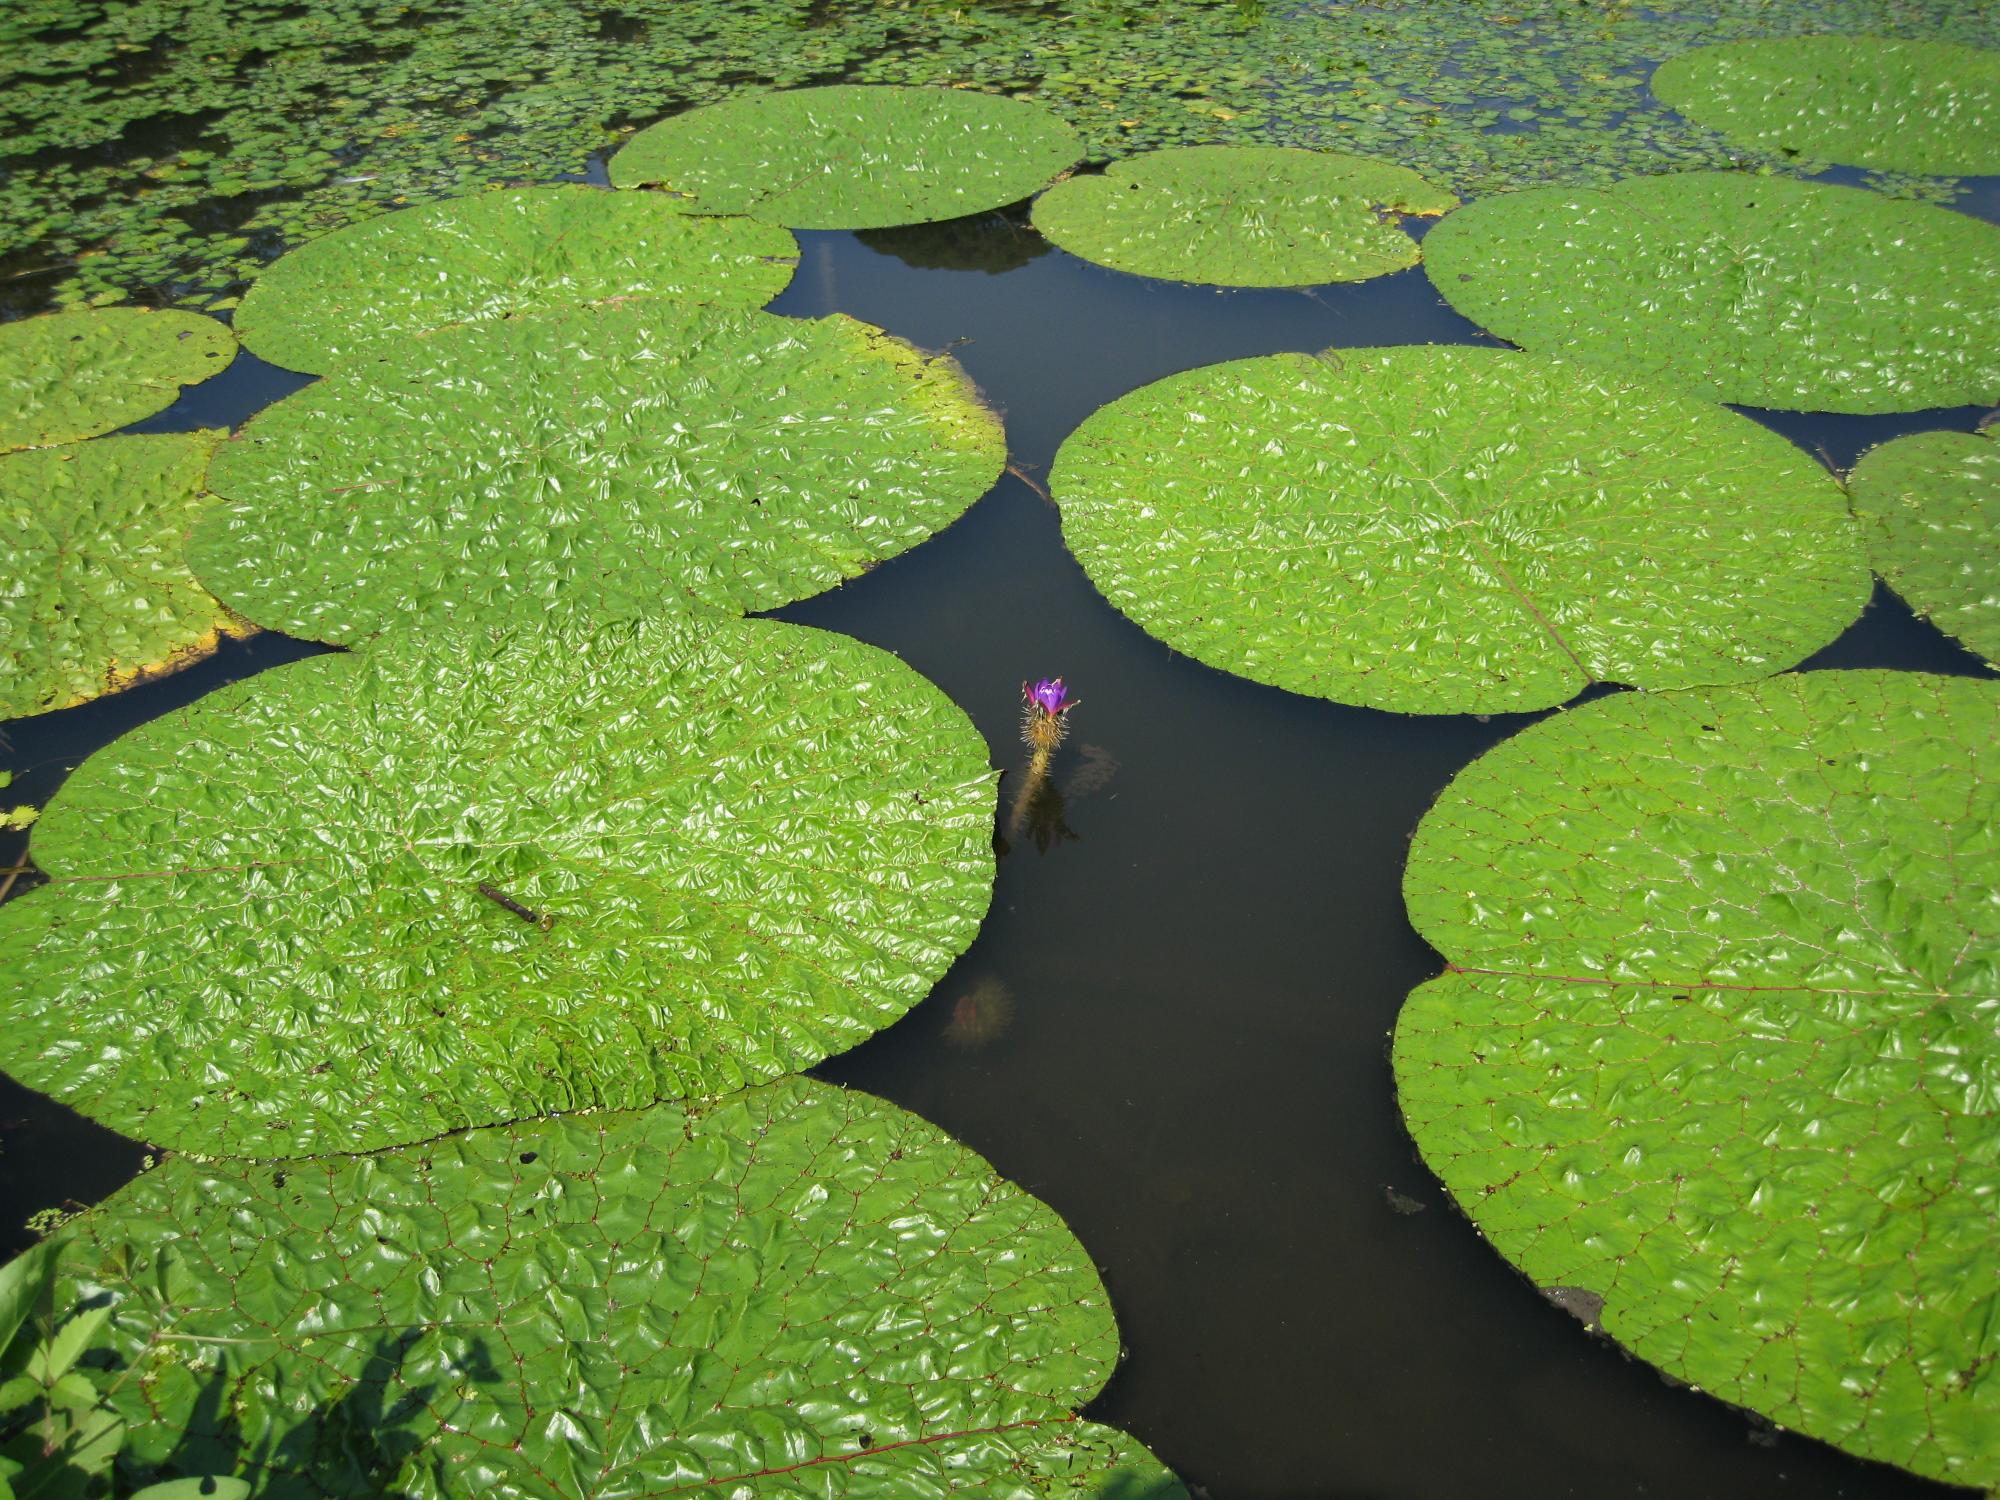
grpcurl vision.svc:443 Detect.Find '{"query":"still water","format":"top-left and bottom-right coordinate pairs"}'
top-left (3, 198), bottom-right (1994, 1497)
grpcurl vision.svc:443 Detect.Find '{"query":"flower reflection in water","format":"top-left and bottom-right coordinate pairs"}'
top-left (943, 976), bottom-right (1015, 1049)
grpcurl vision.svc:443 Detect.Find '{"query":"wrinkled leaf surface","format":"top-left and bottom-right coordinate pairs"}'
top-left (1031, 145), bottom-right (1454, 287)
top-left (64, 1078), bottom-right (1185, 1498)
top-left (1394, 671), bottom-right (2000, 1487)
top-left (609, 85), bottom-right (1081, 229)
top-left (1424, 171), bottom-right (2000, 413)
top-left (1048, 346), bottom-right (1866, 714)
top-left (191, 300), bottom-right (1004, 644)
top-left (0, 310), bottom-right (234, 453)
top-left (232, 186), bottom-right (799, 374)
top-left (2, 433), bottom-right (246, 721)
top-left (1846, 428), bottom-right (2000, 667)
top-left (0, 617), bottom-right (997, 1157)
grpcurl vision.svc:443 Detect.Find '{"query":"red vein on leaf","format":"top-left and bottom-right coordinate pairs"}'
top-left (666, 1417), bottom-right (1077, 1491)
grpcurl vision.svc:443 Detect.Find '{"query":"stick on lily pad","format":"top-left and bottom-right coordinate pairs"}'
top-left (1031, 146), bottom-right (1455, 287)
top-left (63, 1077), bottom-right (1189, 1497)
top-left (232, 185), bottom-right (799, 374)
top-left (0, 616), bottom-right (997, 1157)
top-left (609, 84), bottom-right (1083, 228)
top-left (1049, 345), bottom-right (1868, 715)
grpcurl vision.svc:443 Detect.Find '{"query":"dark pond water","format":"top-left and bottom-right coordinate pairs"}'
top-left (3, 195), bottom-right (1995, 1498)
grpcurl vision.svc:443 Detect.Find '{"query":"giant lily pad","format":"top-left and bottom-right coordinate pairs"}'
top-left (232, 186), bottom-right (800, 375)
top-left (1048, 345), bottom-right (1867, 715)
top-left (59, 1077), bottom-right (1186, 1498)
top-left (0, 616), bottom-right (996, 1157)
top-left (1423, 172), bottom-right (2000, 414)
top-left (1393, 671), bottom-right (2000, 1488)
top-left (2, 432), bottom-right (247, 720)
top-left (189, 299), bottom-right (1004, 644)
top-left (1651, 37), bottom-right (2000, 178)
top-left (1030, 146), bottom-right (1455, 287)
top-left (1846, 428), bottom-right (2000, 668)
top-left (0, 309), bottom-right (235, 452)
top-left (608, 85), bottom-right (1082, 229)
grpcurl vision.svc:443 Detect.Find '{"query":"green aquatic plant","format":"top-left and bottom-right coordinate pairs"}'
top-left (1845, 427), bottom-right (2000, 667)
top-left (0, 309), bottom-right (234, 452)
top-left (190, 299), bottom-right (1004, 644)
top-left (610, 84), bottom-right (1082, 228)
top-left (1, 432), bottom-right (246, 721)
top-left (57, 1078), bottom-right (1186, 1498)
top-left (1424, 171), bottom-right (2000, 414)
top-left (232, 185), bottom-right (800, 374)
top-left (0, 616), bottom-right (997, 1157)
top-left (1651, 36), bottom-right (2000, 177)
top-left (1393, 670), bottom-right (2000, 1489)
top-left (1030, 145), bottom-right (1454, 287)
top-left (1049, 345), bottom-right (1868, 714)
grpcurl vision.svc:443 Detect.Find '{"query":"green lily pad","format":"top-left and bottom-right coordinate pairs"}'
top-left (0, 616), bottom-right (997, 1157)
top-left (1393, 671), bottom-right (2000, 1488)
top-left (1030, 146), bottom-right (1455, 287)
top-left (1846, 428), bottom-right (2000, 668)
top-left (190, 299), bottom-right (1004, 644)
top-left (1048, 345), bottom-right (1867, 715)
top-left (609, 84), bottom-right (1082, 229)
top-left (1652, 37), bottom-right (2000, 177)
top-left (60, 1077), bottom-right (1187, 1498)
top-left (2, 432), bottom-right (248, 720)
top-left (232, 186), bottom-right (800, 375)
top-left (0, 309), bottom-right (235, 453)
top-left (1423, 172), bottom-right (2000, 414)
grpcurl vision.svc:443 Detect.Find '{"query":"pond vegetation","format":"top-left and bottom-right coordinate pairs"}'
top-left (2, 2), bottom-right (1997, 1496)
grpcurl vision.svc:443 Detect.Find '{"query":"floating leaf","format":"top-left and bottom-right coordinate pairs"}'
top-left (0, 617), bottom-right (996, 1157)
top-left (1393, 671), bottom-right (2000, 1488)
top-left (232, 186), bottom-right (799, 374)
top-left (190, 300), bottom-right (1004, 644)
top-left (1651, 37), bottom-right (2000, 177)
top-left (1030, 145), bottom-right (1455, 287)
top-left (609, 84), bottom-right (1082, 229)
top-left (1048, 345), bottom-right (1866, 714)
top-left (2, 433), bottom-right (247, 721)
top-left (62, 1077), bottom-right (1186, 1498)
top-left (0, 310), bottom-right (234, 452)
top-left (1846, 428), bottom-right (2000, 668)
top-left (1423, 172), bottom-right (2000, 414)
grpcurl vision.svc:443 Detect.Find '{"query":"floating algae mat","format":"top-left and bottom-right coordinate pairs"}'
top-left (0, 309), bottom-right (235, 451)
top-left (0, 618), bottom-right (997, 1157)
top-left (1049, 345), bottom-right (1868, 714)
top-left (1846, 428), bottom-right (2000, 667)
top-left (63, 1077), bottom-right (1183, 1497)
top-left (193, 300), bottom-right (1004, 643)
top-left (1393, 670), bottom-right (2000, 1489)
top-left (1030, 145), bottom-right (1455, 287)
top-left (1652, 36), bottom-right (2000, 177)
top-left (1425, 172), bottom-right (2000, 413)
top-left (232, 186), bottom-right (800, 374)
top-left (1, 432), bottom-right (246, 719)
top-left (610, 84), bottom-right (1082, 228)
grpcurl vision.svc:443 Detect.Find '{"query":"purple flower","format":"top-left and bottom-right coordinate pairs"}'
top-left (1023, 677), bottom-right (1079, 715)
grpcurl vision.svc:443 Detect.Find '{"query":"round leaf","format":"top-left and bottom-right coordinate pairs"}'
top-left (2, 433), bottom-right (247, 720)
top-left (1846, 428), bottom-right (2000, 668)
top-left (609, 85), bottom-right (1083, 229)
top-left (0, 616), bottom-right (998, 1157)
top-left (1394, 671), bottom-right (2000, 1488)
top-left (232, 186), bottom-right (800, 375)
top-left (1030, 145), bottom-right (1455, 287)
top-left (0, 309), bottom-right (235, 453)
top-left (1652, 37), bottom-right (2000, 177)
top-left (190, 300), bottom-right (1005, 644)
top-left (64, 1078), bottom-right (1186, 1498)
top-left (1423, 172), bottom-right (2000, 414)
top-left (1048, 346), bottom-right (1867, 715)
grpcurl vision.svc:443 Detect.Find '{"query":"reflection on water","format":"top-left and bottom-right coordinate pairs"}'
top-left (942, 976), bottom-right (1016, 1050)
